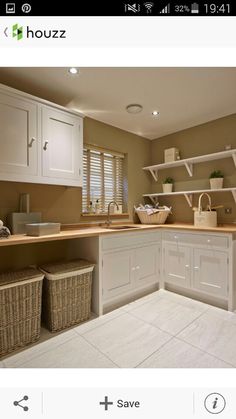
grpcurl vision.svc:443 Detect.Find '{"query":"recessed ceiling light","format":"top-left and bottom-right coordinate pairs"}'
top-left (126, 104), bottom-right (143, 114)
top-left (68, 67), bottom-right (79, 75)
top-left (152, 110), bottom-right (160, 116)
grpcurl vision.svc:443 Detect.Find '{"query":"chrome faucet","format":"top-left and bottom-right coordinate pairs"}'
top-left (105, 201), bottom-right (119, 227)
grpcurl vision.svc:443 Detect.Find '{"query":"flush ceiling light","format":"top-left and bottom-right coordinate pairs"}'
top-left (126, 104), bottom-right (143, 114)
top-left (68, 67), bottom-right (79, 75)
top-left (152, 110), bottom-right (160, 116)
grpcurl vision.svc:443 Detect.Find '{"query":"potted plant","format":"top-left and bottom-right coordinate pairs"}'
top-left (162, 177), bottom-right (174, 193)
top-left (209, 170), bottom-right (224, 190)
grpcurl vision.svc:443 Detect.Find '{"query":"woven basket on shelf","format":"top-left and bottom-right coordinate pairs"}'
top-left (0, 268), bottom-right (43, 358)
top-left (40, 259), bottom-right (94, 332)
top-left (135, 209), bottom-right (170, 224)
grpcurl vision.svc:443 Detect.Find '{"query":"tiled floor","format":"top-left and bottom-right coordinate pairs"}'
top-left (1, 290), bottom-right (236, 368)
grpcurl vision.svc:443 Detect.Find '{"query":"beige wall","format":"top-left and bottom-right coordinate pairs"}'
top-left (0, 117), bottom-right (151, 226)
top-left (150, 114), bottom-right (236, 223)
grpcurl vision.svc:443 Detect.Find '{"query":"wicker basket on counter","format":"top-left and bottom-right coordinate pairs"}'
top-left (0, 268), bottom-right (43, 358)
top-left (135, 208), bottom-right (171, 224)
top-left (40, 259), bottom-right (94, 332)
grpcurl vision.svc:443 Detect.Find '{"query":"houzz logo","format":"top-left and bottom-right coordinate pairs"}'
top-left (11, 24), bottom-right (66, 40)
top-left (12, 24), bottom-right (23, 40)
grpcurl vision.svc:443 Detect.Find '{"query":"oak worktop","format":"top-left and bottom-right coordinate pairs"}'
top-left (0, 222), bottom-right (236, 247)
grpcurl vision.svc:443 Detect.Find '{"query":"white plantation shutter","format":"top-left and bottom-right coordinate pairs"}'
top-left (83, 145), bottom-right (124, 212)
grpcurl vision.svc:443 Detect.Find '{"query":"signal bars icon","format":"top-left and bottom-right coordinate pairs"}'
top-left (159, 3), bottom-right (170, 14)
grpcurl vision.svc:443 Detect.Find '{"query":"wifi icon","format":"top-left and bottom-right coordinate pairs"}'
top-left (144, 2), bottom-right (154, 13)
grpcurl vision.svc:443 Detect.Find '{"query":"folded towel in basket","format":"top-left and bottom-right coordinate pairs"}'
top-left (146, 208), bottom-right (159, 215)
top-left (0, 220), bottom-right (11, 239)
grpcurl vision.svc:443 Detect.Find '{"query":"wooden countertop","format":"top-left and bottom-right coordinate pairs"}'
top-left (0, 223), bottom-right (236, 247)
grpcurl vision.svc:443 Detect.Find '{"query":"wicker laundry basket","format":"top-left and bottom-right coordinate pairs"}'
top-left (0, 268), bottom-right (43, 358)
top-left (136, 208), bottom-right (170, 224)
top-left (40, 259), bottom-right (94, 332)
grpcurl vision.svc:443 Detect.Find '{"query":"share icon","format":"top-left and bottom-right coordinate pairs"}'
top-left (13, 395), bottom-right (29, 411)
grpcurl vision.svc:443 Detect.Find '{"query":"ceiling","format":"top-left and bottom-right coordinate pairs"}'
top-left (0, 67), bottom-right (235, 140)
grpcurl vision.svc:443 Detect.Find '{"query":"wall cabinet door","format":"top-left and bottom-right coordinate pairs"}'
top-left (0, 92), bottom-right (38, 176)
top-left (134, 244), bottom-right (160, 287)
top-left (192, 249), bottom-right (228, 298)
top-left (163, 243), bottom-right (191, 288)
top-left (42, 107), bottom-right (82, 184)
top-left (102, 249), bottom-right (135, 301)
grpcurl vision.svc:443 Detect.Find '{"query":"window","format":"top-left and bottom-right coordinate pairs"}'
top-left (83, 145), bottom-right (124, 213)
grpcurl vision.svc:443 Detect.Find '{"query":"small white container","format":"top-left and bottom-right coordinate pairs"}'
top-left (210, 178), bottom-right (223, 190)
top-left (162, 183), bottom-right (173, 193)
top-left (164, 147), bottom-right (180, 163)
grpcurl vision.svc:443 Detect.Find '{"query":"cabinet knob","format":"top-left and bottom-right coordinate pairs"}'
top-left (185, 264), bottom-right (190, 268)
top-left (194, 266), bottom-right (199, 270)
top-left (28, 137), bottom-right (36, 148)
top-left (43, 141), bottom-right (49, 151)
top-left (207, 239), bottom-right (211, 243)
top-left (136, 266), bottom-right (140, 270)
top-left (174, 235), bottom-right (178, 240)
top-left (131, 267), bottom-right (136, 271)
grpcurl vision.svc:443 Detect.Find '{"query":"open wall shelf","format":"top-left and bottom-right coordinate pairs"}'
top-left (143, 187), bottom-right (236, 207)
top-left (143, 149), bottom-right (236, 181)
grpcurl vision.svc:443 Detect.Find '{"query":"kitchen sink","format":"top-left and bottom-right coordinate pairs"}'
top-left (105, 225), bottom-right (141, 230)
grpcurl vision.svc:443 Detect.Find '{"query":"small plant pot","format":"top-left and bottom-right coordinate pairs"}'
top-left (162, 183), bottom-right (173, 193)
top-left (210, 178), bottom-right (223, 190)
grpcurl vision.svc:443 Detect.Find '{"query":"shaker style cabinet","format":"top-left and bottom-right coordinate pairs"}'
top-left (162, 231), bottom-right (229, 300)
top-left (192, 248), bottom-right (228, 298)
top-left (42, 107), bottom-right (82, 183)
top-left (101, 233), bottom-right (161, 304)
top-left (0, 92), bottom-right (38, 177)
top-left (0, 85), bottom-right (83, 187)
top-left (163, 243), bottom-right (191, 288)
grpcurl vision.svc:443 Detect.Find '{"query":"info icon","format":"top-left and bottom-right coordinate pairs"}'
top-left (204, 393), bottom-right (226, 414)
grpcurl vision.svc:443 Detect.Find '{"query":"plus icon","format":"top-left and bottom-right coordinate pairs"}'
top-left (99, 396), bottom-right (114, 411)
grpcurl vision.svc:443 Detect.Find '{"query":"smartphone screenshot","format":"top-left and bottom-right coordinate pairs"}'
top-left (0, 1), bottom-right (236, 417)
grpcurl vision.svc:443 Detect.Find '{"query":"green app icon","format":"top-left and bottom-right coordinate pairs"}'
top-left (12, 24), bottom-right (23, 40)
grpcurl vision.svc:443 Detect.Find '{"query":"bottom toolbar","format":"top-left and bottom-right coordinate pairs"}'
top-left (0, 388), bottom-right (235, 418)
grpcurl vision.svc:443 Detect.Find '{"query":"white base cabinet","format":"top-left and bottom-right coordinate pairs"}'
top-left (162, 230), bottom-right (230, 302)
top-left (0, 84), bottom-right (83, 187)
top-left (192, 249), bottom-right (228, 298)
top-left (101, 232), bottom-right (161, 305)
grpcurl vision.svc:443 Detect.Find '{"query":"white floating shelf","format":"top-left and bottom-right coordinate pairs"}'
top-left (143, 187), bottom-right (236, 207)
top-left (143, 149), bottom-right (236, 181)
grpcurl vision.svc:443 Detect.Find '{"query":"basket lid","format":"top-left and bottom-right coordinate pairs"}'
top-left (0, 267), bottom-right (43, 287)
top-left (40, 259), bottom-right (94, 275)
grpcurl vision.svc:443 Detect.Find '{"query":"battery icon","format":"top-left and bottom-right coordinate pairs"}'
top-left (191, 3), bottom-right (199, 13)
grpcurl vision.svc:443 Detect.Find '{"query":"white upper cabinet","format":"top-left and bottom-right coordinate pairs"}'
top-left (0, 85), bottom-right (83, 187)
top-left (42, 107), bottom-right (82, 185)
top-left (0, 92), bottom-right (38, 177)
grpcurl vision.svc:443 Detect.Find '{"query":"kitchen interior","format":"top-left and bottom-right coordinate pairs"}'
top-left (0, 67), bottom-right (236, 368)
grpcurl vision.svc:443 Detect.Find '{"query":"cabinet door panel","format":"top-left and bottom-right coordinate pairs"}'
top-left (164, 243), bottom-right (191, 288)
top-left (42, 107), bottom-right (82, 182)
top-left (0, 93), bottom-right (37, 175)
top-left (135, 244), bottom-right (159, 287)
top-left (102, 250), bottom-right (134, 301)
top-left (193, 249), bottom-right (228, 298)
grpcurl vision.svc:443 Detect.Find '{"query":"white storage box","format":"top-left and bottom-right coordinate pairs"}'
top-left (194, 193), bottom-right (217, 228)
top-left (164, 147), bottom-right (180, 163)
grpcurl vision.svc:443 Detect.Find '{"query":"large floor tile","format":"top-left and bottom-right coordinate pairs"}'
top-left (139, 337), bottom-right (232, 368)
top-left (4, 329), bottom-right (77, 368)
top-left (123, 291), bottom-right (162, 312)
top-left (178, 311), bottom-right (236, 366)
top-left (17, 335), bottom-right (116, 368)
top-left (129, 297), bottom-right (205, 336)
top-left (157, 290), bottom-right (210, 312)
top-left (74, 307), bottom-right (125, 335)
top-left (83, 312), bottom-right (171, 368)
